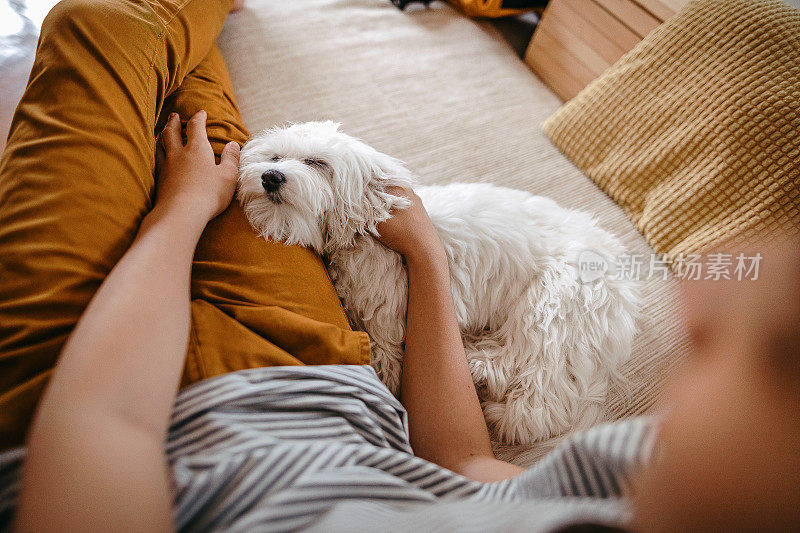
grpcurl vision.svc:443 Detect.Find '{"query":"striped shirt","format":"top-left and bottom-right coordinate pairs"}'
top-left (0, 365), bottom-right (657, 532)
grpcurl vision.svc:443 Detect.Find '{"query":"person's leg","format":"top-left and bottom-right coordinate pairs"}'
top-left (0, 0), bottom-right (370, 451)
top-left (160, 47), bottom-right (370, 386)
top-left (0, 0), bottom-right (233, 449)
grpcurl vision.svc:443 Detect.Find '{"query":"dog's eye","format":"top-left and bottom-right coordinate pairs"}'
top-left (304, 158), bottom-right (328, 169)
top-left (270, 155), bottom-right (281, 162)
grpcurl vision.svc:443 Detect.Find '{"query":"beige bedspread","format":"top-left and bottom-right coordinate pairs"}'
top-left (217, 0), bottom-right (688, 463)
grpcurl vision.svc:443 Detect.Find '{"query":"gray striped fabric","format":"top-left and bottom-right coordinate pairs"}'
top-left (0, 366), bottom-right (656, 532)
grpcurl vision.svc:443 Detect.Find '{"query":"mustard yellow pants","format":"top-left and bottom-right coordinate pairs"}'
top-left (0, 0), bottom-right (369, 450)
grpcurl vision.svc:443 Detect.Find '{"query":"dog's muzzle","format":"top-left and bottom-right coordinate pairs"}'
top-left (261, 170), bottom-right (286, 194)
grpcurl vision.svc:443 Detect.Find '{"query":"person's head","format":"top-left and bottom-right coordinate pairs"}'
top-left (632, 241), bottom-right (800, 531)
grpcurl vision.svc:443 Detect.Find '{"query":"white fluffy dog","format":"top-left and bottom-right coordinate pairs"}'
top-left (237, 121), bottom-right (639, 445)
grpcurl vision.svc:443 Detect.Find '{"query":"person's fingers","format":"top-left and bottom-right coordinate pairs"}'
top-left (218, 141), bottom-right (241, 174)
top-left (385, 185), bottom-right (413, 195)
top-left (155, 132), bottom-right (166, 170)
top-left (186, 110), bottom-right (209, 148)
top-left (161, 113), bottom-right (182, 152)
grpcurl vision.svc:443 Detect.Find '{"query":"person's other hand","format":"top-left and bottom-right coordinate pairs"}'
top-left (155, 110), bottom-right (240, 223)
top-left (373, 186), bottom-right (446, 267)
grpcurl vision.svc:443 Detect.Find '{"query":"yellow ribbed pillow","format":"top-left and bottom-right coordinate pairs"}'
top-left (543, 0), bottom-right (800, 264)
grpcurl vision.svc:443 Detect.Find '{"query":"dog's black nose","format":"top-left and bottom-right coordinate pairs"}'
top-left (261, 170), bottom-right (286, 193)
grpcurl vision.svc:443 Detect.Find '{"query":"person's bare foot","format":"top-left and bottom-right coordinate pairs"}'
top-left (231, 0), bottom-right (245, 12)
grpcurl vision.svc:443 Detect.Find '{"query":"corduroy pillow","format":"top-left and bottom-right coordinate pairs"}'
top-left (543, 0), bottom-right (800, 267)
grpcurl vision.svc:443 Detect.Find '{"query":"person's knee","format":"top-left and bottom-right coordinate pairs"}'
top-left (42, 0), bottom-right (107, 34)
top-left (40, 0), bottom-right (155, 49)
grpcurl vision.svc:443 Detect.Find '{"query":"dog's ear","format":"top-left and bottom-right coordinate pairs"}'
top-left (324, 145), bottom-right (416, 253)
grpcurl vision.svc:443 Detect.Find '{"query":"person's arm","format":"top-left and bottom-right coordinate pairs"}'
top-left (374, 188), bottom-right (523, 482)
top-left (15, 111), bottom-right (240, 533)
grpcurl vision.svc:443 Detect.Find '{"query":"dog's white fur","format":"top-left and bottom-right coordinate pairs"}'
top-left (238, 121), bottom-right (640, 445)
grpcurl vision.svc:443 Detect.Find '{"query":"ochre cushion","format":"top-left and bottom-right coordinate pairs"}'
top-left (543, 0), bottom-right (800, 265)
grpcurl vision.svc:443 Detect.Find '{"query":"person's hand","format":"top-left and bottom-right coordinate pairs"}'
top-left (154, 110), bottom-right (240, 224)
top-left (373, 186), bottom-right (446, 267)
